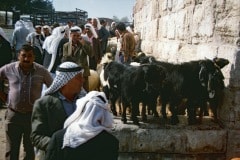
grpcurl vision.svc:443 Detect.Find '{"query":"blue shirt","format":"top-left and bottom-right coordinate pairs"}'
top-left (58, 92), bottom-right (77, 117)
top-left (58, 89), bottom-right (87, 116)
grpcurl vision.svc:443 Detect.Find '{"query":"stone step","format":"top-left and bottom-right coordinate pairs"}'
top-left (112, 115), bottom-right (227, 160)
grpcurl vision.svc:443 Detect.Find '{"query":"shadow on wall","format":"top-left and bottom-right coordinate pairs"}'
top-left (224, 38), bottom-right (240, 127)
top-left (230, 38), bottom-right (240, 88)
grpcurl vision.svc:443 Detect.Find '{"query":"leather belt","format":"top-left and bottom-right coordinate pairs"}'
top-left (8, 108), bottom-right (32, 114)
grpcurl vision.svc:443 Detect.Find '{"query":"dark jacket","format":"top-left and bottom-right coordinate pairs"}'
top-left (45, 129), bottom-right (119, 160)
top-left (31, 94), bottom-right (68, 154)
top-left (98, 26), bottom-right (110, 54)
top-left (0, 39), bottom-right (12, 67)
top-left (89, 37), bottom-right (101, 70)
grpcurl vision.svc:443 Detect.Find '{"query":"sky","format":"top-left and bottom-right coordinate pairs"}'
top-left (53, 0), bottom-right (136, 21)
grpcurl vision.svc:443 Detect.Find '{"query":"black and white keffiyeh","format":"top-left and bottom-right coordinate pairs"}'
top-left (44, 62), bottom-right (83, 95)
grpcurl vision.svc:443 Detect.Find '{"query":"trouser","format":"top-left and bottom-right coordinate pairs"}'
top-left (5, 108), bottom-right (35, 160)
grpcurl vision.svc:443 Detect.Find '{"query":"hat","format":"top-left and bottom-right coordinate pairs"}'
top-left (70, 26), bottom-right (82, 33)
top-left (44, 62), bottom-right (83, 95)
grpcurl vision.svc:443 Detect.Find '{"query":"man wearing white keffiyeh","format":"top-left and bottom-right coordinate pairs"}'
top-left (11, 20), bottom-right (30, 60)
top-left (31, 61), bottom-right (86, 160)
top-left (44, 91), bottom-right (119, 160)
top-left (42, 26), bottom-right (66, 73)
top-left (62, 26), bottom-right (92, 92)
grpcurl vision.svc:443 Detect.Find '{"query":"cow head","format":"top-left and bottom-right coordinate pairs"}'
top-left (199, 59), bottom-right (228, 98)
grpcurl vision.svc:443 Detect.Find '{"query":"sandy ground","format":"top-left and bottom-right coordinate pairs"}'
top-left (0, 107), bottom-right (6, 160)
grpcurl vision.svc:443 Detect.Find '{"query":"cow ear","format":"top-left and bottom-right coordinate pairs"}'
top-left (199, 61), bottom-right (208, 87)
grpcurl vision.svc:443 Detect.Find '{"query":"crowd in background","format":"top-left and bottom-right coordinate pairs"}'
top-left (0, 17), bottom-right (142, 160)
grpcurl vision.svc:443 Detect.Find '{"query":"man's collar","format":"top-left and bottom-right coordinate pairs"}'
top-left (15, 61), bottom-right (36, 71)
top-left (58, 91), bottom-right (79, 102)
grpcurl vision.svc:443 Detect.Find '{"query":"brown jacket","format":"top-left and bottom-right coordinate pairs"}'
top-left (120, 31), bottom-right (136, 58)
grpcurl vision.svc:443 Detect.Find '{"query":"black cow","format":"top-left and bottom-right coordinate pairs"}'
top-left (133, 53), bottom-right (229, 125)
top-left (101, 61), bottom-right (125, 116)
top-left (198, 57), bottom-right (229, 122)
top-left (101, 61), bottom-right (166, 125)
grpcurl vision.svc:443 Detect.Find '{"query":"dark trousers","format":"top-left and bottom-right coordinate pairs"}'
top-left (5, 109), bottom-right (35, 160)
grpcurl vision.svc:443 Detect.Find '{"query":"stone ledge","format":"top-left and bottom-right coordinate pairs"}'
top-left (112, 116), bottom-right (226, 154)
top-left (118, 153), bottom-right (226, 160)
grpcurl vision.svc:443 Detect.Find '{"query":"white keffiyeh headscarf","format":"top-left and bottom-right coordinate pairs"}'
top-left (24, 21), bottom-right (35, 33)
top-left (63, 91), bottom-right (114, 148)
top-left (92, 17), bottom-right (101, 30)
top-left (85, 23), bottom-right (98, 39)
top-left (42, 26), bottom-right (65, 71)
top-left (68, 26), bottom-right (82, 43)
top-left (44, 61), bottom-right (83, 95)
top-left (14, 20), bottom-right (25, 30)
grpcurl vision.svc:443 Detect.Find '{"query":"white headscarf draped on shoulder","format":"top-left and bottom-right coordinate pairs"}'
top-left (42, 26), bottom-right (65, 71)
top-left (63, 91), bottom-right (114, 148)
top-left (44, 61), bottom-right (83, 95)
top-left (14, 20), bottom-right (25, 30)
top-left (24, 21), bottom-right (35, 33)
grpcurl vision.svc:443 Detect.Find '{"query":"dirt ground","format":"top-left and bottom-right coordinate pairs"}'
top-left (0, 107), bottom-right (7, 160)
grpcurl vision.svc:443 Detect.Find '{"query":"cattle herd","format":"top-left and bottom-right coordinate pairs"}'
top-left (98, 52), bottom-right (229, 126)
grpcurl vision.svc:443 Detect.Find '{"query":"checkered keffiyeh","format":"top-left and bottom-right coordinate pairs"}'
top-left (44, 62), bottom-right (83, 95)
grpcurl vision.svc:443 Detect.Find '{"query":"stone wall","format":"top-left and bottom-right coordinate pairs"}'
top-left (124, 0), bottom-right (240, 159)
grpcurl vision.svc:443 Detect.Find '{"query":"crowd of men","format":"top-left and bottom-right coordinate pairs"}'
top-left (0, 17), bottom-right (142, 160)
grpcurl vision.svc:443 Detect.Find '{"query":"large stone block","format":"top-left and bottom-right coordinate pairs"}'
top-left (112, 118), bottom-right (226, 154)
